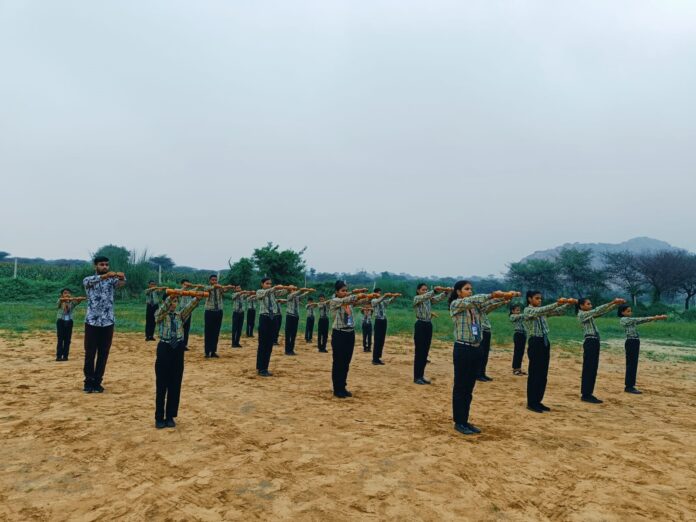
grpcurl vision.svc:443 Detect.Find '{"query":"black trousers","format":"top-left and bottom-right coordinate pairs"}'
top-left (331, 329), bottom-right (355, 393)
top-left (317, 317), bottom-right (329, 350)
top-left (256, 314), bottom-right (274, 371)
top-left (452, 342), bottom-right (482, 425)
top-left (231, 311), bottom-right (244, 346)
top-left (182, 318), bottom-right (191, 348)
top-left (581, 336), bottom-right (601, 397)
top-left (285, 314), bottom-right (299, 353)
top-left (56, 319), bottom-right (73, 359)
top-left (273, 314), bottom-right (282, 344)
top-left (305, 316), bottom-right (315, 342)
top-left (625, 338), bottom-right (640, 388)
top-left (155, 340), bottom-right (185, 420)
top-left (204, 310), bottom-right (223, 355)
top-left (512, 332), bottom-right (527, 370)
top-left (362, 322), bottom-right (372, 351)
top-left (246, 309), bottom-right (256, 337)
top-left (413, 320), bottom-right (433, 380)
top-left (83, 323), bottom-right (114, 387)
top-left (145, 303), bottom-right (158, 339)
top-left (527, 336), bottom-right (550, 406)
top-left (477, 329), bottom-right (492, 377)
top-left (373, 318), bottom-right (387, 362)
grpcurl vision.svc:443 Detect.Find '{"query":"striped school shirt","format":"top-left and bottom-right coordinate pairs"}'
top-left (156, 297), bottom-right (199, 344)
top-left (246, 295), bottom-right (257, 310)
top-left (56, 299), bottom-right (80, 321)
top-left (480, 298), bottom-right (507, 331)
top-left (577, 302), bottom-right (619, 338)
top-left (286, 290), bottom-right (304, 317)
top-left (449, 294), bottom-right (490, 345)
top-left (256, 288), bottom-right (281, 316)
top-left (306, 304), bottom-right (315, 318)
top-left (371, 295), bottom-right (396, 320)
top-left (413, 290), bottom-right (448, 322)
top-left (523, 303), bottom-right (571, 338)
top-left (145, 288), bottom-right (161, 306)
top-left (362, 308), bottom-right (373, 325)
top-left (327, 294), bottom-right (366, 331)
top-left (509, 314), bottom-right (527, 334)
top-left (230, 292), bottom-right (246, 313)
top-left (177, 295), bottom-right (193, 314)
top-left (204, 285), bottom-right (226, 311)
top-left (318, 301), bottom-right (329, 319)
top-left (620, 316), bottom-right (656, 339)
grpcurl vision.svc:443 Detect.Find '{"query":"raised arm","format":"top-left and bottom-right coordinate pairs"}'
top-left (578, 299), bottom-right (625, 322)
top-left (413, 290), bottom-right (435, 306)
top-left (449, 294), bottom-right (491, 315)
top-left (180, 298), bottom-right (202, 321)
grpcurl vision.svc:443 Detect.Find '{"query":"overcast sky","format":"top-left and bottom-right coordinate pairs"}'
top-left (1, 1), bottom-right (695, 277)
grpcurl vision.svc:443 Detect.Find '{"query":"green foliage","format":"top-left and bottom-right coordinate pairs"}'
top-left (556, 248), bottom-right (606, 297)
top-left (149, 255), bottom-right (175, 270)
top-left (0, 278), bottom-right (66, 301)
top-left (252, 243), bottom-right (307, 286)
top-left (506, 259), bottom-right (560, 296)
top-left (633, 302), bottom-right (675, 316)
top-left (0, 251), bottom-right (10, 261)
top-left (92, 244), bottom-right (131, 269)
top-left (225, 257), bottom-right (256, 288)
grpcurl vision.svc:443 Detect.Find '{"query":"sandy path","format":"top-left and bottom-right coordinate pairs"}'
top-left (0, 330), bottom-right (695, 521)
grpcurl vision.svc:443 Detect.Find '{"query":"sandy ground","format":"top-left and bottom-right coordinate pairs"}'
top-left (0, 329), bottom-right (695, 522)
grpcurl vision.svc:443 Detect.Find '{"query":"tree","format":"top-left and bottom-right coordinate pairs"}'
top-left (602, 251), bottom-right (645, 306)
top-left (92, 245), bottom-right (131, 271)
top-left (674, 253), bottom-right (696, 310)
top-left (225, 257), bottom-right (256, 288)
top-left (556, 247), bottom-right (606, 297)
top-left (506, 259), bottom-right (561, 296)
top-left (0, 251), bottom-right (10, 261)
top-left (150, 255), bottom-right (175, 271)
top-left (635, 250), bottom-right (685, 303)
top-left (252, 243), bottom-right (307, 286)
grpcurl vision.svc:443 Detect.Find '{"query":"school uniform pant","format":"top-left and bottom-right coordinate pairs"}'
top-left (273, 314), bottom-right (282, 344)
top-left (512, 332), bottom-right (527, 370)
top-left (56, 319), bottom-right (73, 359)
top-left (155, 340), bottom-right (185, 420)
top-left (285, 314), bottom-right (299, 353)
top-left (182, 318), bottom-right (191, 347)
top-left (452, 342), bottom-right (482, 425)
top-left (145, 303), bottom-right (158, 339)
top-left (581, 336), bottom-right (601, 397)
top-left (362, 322), bottom-right (372, 351)
top-left (527, 336), bottom-right (551, 407)
top-left (317, 317), bottom-right (329, 350)
top-left (413, 320), bottom-right (433, 380)
top-left (246, 309), bottom-right (256, 337)
top-left (331, 329), bottom-right (355, 393)
top-left (373, 318), bottom-right (387, 362)
top-left (204, 310), bottom-right (223, 355)
top-left (231, 311), bottom-right (244, 346)
top-left (83, 323), bottom-right (114, 387)
top-left (625, 338), bottom-right (640, 388)
top-left (256, 314), bottom-right (274, 371)
top-left (477, 329), bottom-right (492, 377)
top-left (305, 316), bottom-right (315, 342)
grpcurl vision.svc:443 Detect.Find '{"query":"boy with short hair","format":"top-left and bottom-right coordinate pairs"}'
top-left (55, 288), bottom-right (86, 361)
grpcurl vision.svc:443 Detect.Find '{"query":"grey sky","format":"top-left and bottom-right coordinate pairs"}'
top-left (1, 1), bottom-right (695, 277)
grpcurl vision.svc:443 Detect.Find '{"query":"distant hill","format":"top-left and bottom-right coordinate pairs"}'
top-left (520, 237), bottom-right (684, 267)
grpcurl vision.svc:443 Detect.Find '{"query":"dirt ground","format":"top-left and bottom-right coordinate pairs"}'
top-left (1, 330), bottom-right (695, 521)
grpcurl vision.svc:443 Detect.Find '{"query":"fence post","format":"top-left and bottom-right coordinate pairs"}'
top-left (158, 264), bottom-right (162, 284)
top-left (13, 258), bottom-right (18, 279)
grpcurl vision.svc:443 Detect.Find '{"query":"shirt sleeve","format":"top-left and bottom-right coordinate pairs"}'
top-left (180, 298), bottom-right (200, 321)
top-left (482, 298), bottom-right (507, 313)
top-left (431, 292), bottom-right (448, 304)
top-left (449, 294), bottom-right (489, 315)
top-left (413, 291), bottom-right (435, 306)
top-left (578, 302), bottom-right (618, 321)
top-left (155, 299), bottom-right (171, 323)
top-left (83, 275), bottom-right (101, 289)
top-left (524, 302), bottom-right (563, 317)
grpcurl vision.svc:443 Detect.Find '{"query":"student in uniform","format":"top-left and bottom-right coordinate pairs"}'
top-left (412, 284), bottom-right (451, 384)
top-left (476, 295), bottom-right (515, 382)
top-left (55, 289), bottom-right (86, 361)
top-left (316, 295), bottom-right (330, 352)
top-left (361, 306), bottom-right (373, 352)
top-left (145, 281), bottom-right (166, 341)
top-left (229, 288), bottom-right (253, 348)
top-left (617, 305), bottom-right (668, 394)
top-left (153, 290), bottom-right (203, 429)
top-left (326, 281), bottom-right (376, 398)
top-left (255, 279), bottom-right (294, 376)
top-left (371, 289), bottom-right (401, 365)
top-left (187, 275), bottom-right (235, 358)
top-left (449, 281), bottom-right (513, 435)
top-left (509, 303), bottom-right (527, 376)
top-left (274, 296), bottom-right (287, 345)
top-left (246, 294), bottom-right (257, 337)
top-left (284, 287), bottom-right (314, 355)
top-left (576, 297), bottom-right (626, 404)
top-left (178, 279), bottom-right (193, 351)
top-left (305, 298), bottom-right (317, 343)
top-left (523, 291), bottom-right (576, 413)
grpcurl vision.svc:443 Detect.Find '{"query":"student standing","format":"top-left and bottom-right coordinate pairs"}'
top-left (255, 279), bottom-right (293, 376)
top-left (305, 298), bottom-right (317, 343)
top-left (153, 291), bottom-right (203, 429)
top-left (246, 294), bottom-right (257, 337)
top-left (188, 275), bottom-right (234, 358)
top-left (274, 296), bottom-right (287, 346)
top-left (82, 256), bottom-right (126, 393)
top-left (317, 295), bottom-right (330, 352)
top-left (476, 296), bottom-right (514, 382)
top-left (178, 279), bottom-right (194, 351)
top-left (617, 305), bottom-right (668, 394)
top-left (284, 287), bottom-right (314, 355)
top-left (509, 303), bottom-right (527, 376)
top-left (230, 288), bottom-right (252, 348)
top-left (576, 297), bottom-right (626, 404)
top-left (144, 281), bottom-right (166, 341)
top-left (361, 306), bottom-right (373, 352)
top-left (55, 289), bottom-right (85, 361)
top-left (523, 292), bottom-right (575, 413)
top-left (371, 289), bottom-right (401, 365)
top-left (412, 284), bottom-right (451, 384)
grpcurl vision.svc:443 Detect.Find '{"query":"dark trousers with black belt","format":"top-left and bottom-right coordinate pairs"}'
top-left (256, 314), bottom-right (274, 371)
top-left (285, 314), bottom-right (299, 353)
top-left (581, 336), bottom-right (601, 397)
top-left (155, 340), bottom-right (185, 421)
top-left (317, 317), bottom-right (329, 350)
top-left (373, 318), bottom-right (387, 362)
top-left (182, 318), bottom-right (191, 348)
top-left (477, 329), bottom-right (492, 377)
top-left (145, 303), bottom-right (158, 339)
top-left (362, 322), bottom-right (372, 351)
top-left (56, 319), bottom-right (73, 359)
top-left (273, 314), bottom-right (282, 344)
top-left (331, 329), bottom-right (355, 393)
top-left (413, 320), bottom-right (433, 380)
top-left (246, 309), bottom-right (256, 337)
top-left (527, 336), bottom-right (551, 407)
top-left (452, 342), bottom-right (482, 425)
top-left (84, 323), bottom-right (114, 387)
top-left (231, 311), bottom-right (244, 346)
top-left (625, 338), bottom-right (640, 388)
top-left (512, 331), bottom-right (527, 370)
top-left (204, 310), bottom-right (223, 355)
top-left (305, 316), bottom-right (315, 342)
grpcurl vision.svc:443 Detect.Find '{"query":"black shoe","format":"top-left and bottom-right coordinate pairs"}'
top-left (414, 378), bottom-right (428, 385)
top-left (527, 404), bottom-right (544, 413)
top-left (83, 384), bottom-right (93, 393)
top-left (364, 348), bottom-right (372, 352)
top-left (372, 360), bottom-right (385, 365)
top-left (204, 353), bottom-right (210, 358)
top-left (476, 377), bottom-right (488, 382)
top-left (257, 370), bottom-right (273, 377)
top-left (466, 423), bottom-right (481, 434)
top-left (183, 347), bottom-right (189, 351)
top-left (165, 418), bottom-right (176, 428)
top-left (210, 353), bottom-right (220, 358)
top-left (625, 387), bottom-right (642, 394)
top-left (538, 403), bottom-right (551, 411)
top-left (155, 419), bottom-right (166, 429)
top-left (334, 391), bottom-right (347, 398)
top-left (92, 384), bottom-right (104, 393)
top-left (285, 351), bottom-right (297, 356)
top-left (318, 349), bottom-right (328, 353)
top-left (481, 375), bottom-right (493, 382)
top-left (454, 423), bottom-right (477, 435)
top-left (62, 357), bottom-right (69, 361)
top-left (581, 395), bottom-right (603, 404)
top-left (427, 359), bottom-right (431, 363)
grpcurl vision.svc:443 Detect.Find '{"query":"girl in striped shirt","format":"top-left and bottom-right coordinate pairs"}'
top-left (508, 303), bottom-right (527, 376)
top-left (617, 305), bottom-right (668, 395)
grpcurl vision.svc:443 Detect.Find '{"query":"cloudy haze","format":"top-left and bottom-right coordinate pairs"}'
top-left (1, 0), bottom-right (695, 276)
